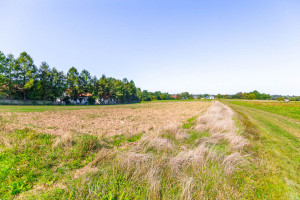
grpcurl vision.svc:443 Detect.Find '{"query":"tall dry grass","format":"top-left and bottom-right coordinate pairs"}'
top-left (77, 101), bottom-right (251, 199)
top-left (7, 101), bottom-right (252, 199)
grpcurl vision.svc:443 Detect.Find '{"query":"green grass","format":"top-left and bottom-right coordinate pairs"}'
top-left (0, 129), bottom-right (109, 199)
top-left (109, 133), bottom-right (143, 147)
top-left (182, 116), bottom-right (198, 129)
top-left (225, 100), bottom-right (300, 199)
top-left (38, 165), bottom-right (148, 200)
top-left (227, 100), bottom-right (300, 121)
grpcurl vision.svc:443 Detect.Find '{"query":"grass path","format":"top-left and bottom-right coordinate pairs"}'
top-left (226, 102), bottom-right (300, 199)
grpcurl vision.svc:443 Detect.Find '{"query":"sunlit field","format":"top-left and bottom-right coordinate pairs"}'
top-left (227, 100), bottom-right (300, 120)
top-left (224, 100), bottom-right (300, 199)
top-left (0, 100), bottom-right (299, 199)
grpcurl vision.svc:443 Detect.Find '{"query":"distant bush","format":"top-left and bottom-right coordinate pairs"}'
top-left (277, 97), bottom-right (284, 101)
top-left (247, 94), bottom-right (256, 100)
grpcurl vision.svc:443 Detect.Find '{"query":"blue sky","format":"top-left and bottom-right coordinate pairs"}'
top-left (1, 0), bottom-right (300, 95)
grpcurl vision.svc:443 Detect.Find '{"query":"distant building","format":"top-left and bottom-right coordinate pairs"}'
top-left (193, 95), bottom-right (198, 99)
top-left (201, 95), bottom-right (215, 100)
top-left (172, 95), bottom-right (177, 99)
top-left (62, 89), bottom-right (93, 105)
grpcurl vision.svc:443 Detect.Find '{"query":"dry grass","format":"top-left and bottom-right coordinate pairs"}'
top-left (196, 101), bottom-right (248, 150)
top-left (210, 132), bottom-right (248, 150)
top-left (0, 101), bottom-right (210, 137)
top-left (180, 176), bottom-right (194, 200)
top-left (52, 132), bottom-right (73, 148)
top-left (163, 123), bottom-right (188, 140)
top-left (87, 101), bottom-right (251, 199)
top-left (74, 148), bottom-right (115, 178)
top-left (195, 101), bottom-right (235, 133)
top-left (1, 101), bottom-right (256, 199)
top-left (222, 152), bottom-right (249, 176)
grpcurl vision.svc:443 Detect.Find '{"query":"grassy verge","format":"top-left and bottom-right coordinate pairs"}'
top-left (224, 101), bottom-right (300, 199)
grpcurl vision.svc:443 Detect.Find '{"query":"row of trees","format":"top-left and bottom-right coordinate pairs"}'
top-left (216, 90), bottom-right (300, 101)
top-left (0, 51), bottom-right (140, 103)
top-left (137, 90), bottom-right (173, 101)
top-left (2, 51), bottom-right (298, 104)
top-left (216, 90), bottom-right (271, 100)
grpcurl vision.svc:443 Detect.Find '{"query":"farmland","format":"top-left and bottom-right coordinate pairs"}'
top-left (0, 100), bottom-right (299, 199)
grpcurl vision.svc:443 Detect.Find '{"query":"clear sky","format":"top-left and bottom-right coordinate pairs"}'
top-left (1, 0), bottom-right (300, 95)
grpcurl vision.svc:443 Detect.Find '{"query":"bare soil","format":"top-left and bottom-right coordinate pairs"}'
top-left (1, 101), bottom-right (210, 137)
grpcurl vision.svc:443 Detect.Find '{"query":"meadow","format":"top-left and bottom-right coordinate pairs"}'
top-left (0, 100), bottom-right (299, 199)
top-left (227, 100), bottom-right (300, 120)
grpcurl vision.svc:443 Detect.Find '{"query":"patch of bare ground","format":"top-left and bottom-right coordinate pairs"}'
top-left (0, 101), bottom-right (210, 137)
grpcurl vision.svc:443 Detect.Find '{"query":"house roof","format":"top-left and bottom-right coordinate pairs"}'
top-left (79, 92), bottom-right (92, 97)
top-left (66, 89), bottom-right (92, 97)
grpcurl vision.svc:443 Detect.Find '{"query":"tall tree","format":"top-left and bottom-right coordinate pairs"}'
top-left (67, 67), bottom-right (79, 100)
top-left (129, 80), bottom-right (138, 101)
top-left (51, 68), bottom-right (66, 101)
top-left (79, 69), bottom-right (91, 95)
top-left (0, 51), bottom-right (7, 97)
top-left (5, 54), bottom-right (17, 99)
top-left (38, 62), bottom-right (52, 100)
top-left (90, 76), bottom-right (98, 96)
top-left (16, 52), bottom-right (36, 100)
top-left (98, 75), bottom-right (111, 99)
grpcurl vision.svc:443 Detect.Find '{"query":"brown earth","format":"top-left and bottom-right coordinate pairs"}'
top-left (0, 101), bottom-right (210, 137)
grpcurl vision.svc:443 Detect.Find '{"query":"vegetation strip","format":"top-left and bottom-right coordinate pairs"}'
top-left (225, 101), bottom-right (300, 199)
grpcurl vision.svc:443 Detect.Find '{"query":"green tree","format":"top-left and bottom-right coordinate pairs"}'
top-left (251, 90), bottom-right (261, 99)
top-left (114, 79), bottom-right (125, 103)
top-left (277, 97), bottom-right (284, 101)
top-left (235, 92), bottom-right (243, 99)
top-left (38, 62), bottom-right (52, 100)
top-left (129, 80), bottom-right (138, 101)
top-left (247, 93), bottom-right (256, 100)
top-left (241, 93), bottom-right (248, 99)
top-left (51, 68), bottom-right (66, 101)
top-left (79, 69), bottom-right (91, 95)
top-left (98, 75), bottom-right (110, 99)
top-left (67, 67), bottom-right (79, 100)
top-left (90, 76), bottom-right (98, 96)
top-left (5, 54), bottom-right (17, 99)
top-left (15, 52), bottom-right (37, 100)
top-left (261, 93), bottom-right (271, 100)
top-left (136, 88), bottom-right (142, 100)
top-left (141, 90), bottom-right (151, 101)
top-left (0, 51), bottom-right (7, 97)
top-left (216, 94), bottom-right (222, 99)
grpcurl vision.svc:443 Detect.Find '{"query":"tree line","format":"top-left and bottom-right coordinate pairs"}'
top-left (0, 51), bottom-right (146, 104)
top-left (1, 51), bottom-right (299, 104)
top-left (216, 90), bottom-right (300, 101)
